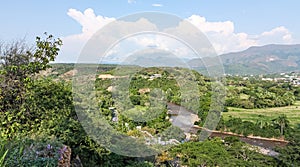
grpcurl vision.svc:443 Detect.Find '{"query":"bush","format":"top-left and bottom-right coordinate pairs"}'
top-left (0, 78), bottom-right (109, 165)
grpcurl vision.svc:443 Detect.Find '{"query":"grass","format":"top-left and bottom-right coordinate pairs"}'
top-left (223, 101), bottom-right (300, 127)
top-left (0, 140), bottom-right (8, 167)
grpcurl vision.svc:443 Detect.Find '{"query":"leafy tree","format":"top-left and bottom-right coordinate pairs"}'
top-left (0, 33), bottom-right (62, 113)
top-left (294, 87), bottom-right (300, 100)
top-left (170, 139), bottom-right (232, 166)
top-left (0, 35), bottom-right (108, 165)
top-left (224, 136), bottom-right (277, 166)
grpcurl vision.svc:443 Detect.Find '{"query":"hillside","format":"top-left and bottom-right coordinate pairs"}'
top-left (189, 44), bottom-right (300, 75)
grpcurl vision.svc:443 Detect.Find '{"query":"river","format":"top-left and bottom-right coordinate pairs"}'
top-left (167, 103), bottom-right (288, 151)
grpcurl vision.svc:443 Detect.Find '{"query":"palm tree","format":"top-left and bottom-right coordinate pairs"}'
top-left (273, 114), bottom-right (289, 136)
top-left (257, 115), bottom-right (265, 129)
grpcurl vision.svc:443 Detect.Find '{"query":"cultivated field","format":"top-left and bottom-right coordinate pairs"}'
top-left (223, 101), bottom-right (300, 127)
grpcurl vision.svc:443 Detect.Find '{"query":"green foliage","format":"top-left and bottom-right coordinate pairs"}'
top-left (0, 140), bottom-right (8, 167)
top-left (0, 34), bottom-right (62, 135)
top-left (224, 137), bottom-right (277, 166)
top-left (226, 76), bottom-right (296, 109)
top-left (0, 78), bottom-right (73, 138)
top-left (276, 128), bottom-right (300, 166)
top-left (170, 139), bottom-right (232, 166)
top-left (130, 95), bottom-right (141, 105)
top-left (1, 36), bottom-right (299, 167)
top-left (127, 129), bottom-right (143, 137)
top-left (217, 116), bottom-right (284, 138)
top-left (170, 138), bottom-right (277, 166)
top-left (98, 153), bottom-right (155, 167)
top-left (0, 33), bottom-right (62, 113)
top-left (48, 63), bottom-right (75, 77)
top-left (276, 142), bottom-right (300, 166)
top-left (1, 137), bottom-right (62, 167)
top-left (0, 35), bottom-right (109, 165)
top-left (294, 87), bottom-right (300, 100)
top-left (124, 161), bottom-right (154, 167)
top-left (0, 77), bottom-right (106, 165)
top-left (160, 126), bottom-right (185, 141)
top-left (272, 114), bottom-right (289, 136)
top-left (28, 79), bottom-right (110, 165)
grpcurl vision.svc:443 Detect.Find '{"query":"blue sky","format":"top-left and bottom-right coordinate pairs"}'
top-left (1, 0), bottom-right (300, 62)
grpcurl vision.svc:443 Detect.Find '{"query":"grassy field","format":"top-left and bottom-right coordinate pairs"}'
top-left (223, 101), bottom-right (300, 127)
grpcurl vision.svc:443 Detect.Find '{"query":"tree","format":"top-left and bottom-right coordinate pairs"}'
top-left (272, 114), bottom-right (289, 136)
top-left (170, 139), bottom-right (232, 166)
top-left (0, 33), bottom-right (62, 112)
top-left (282, 92), bottom-right (295, 106)
top-left (0, 34), bottom-right (62, 138)
top-left (294, 87), bottom-right (300, 100)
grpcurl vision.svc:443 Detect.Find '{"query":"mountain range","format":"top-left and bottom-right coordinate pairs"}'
top-left (188, 44), bottom-right (300, 75)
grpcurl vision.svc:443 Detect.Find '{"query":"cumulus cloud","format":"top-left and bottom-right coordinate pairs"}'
top-left (188, 15), bottom-right (234, 35)
top-left (57, 8), bottom-right (115, 62)
top-left (187, 15), bottom-right (294, 54)
top-left (67, 8), bottom-right (115, 35)
top-left (57, 8), bottom-right (295, 63)
top-left (123, 34), bottom-right (198, 60)
top-left (258, 26), bottom-right (293, 45)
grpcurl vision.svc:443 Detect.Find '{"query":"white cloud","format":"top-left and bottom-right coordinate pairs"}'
top-left (261, 26), bottom-right (289, 36)
top-left (67, 8), bottom-right (115, 36)
top-left (57, 8), bottom-right (296, 63)
top-left (258, 26), bottom-right (293, 45)
top-left (57, 8), bottom-right (115, 62)
top-left (188, 15), bottom-right (234, 35)
top-left (124, 34), bottom-right (196, 59)
top-left (187, 15), bottom-right (294, 54)
top-left (152, 3), bottom-right (163, 7)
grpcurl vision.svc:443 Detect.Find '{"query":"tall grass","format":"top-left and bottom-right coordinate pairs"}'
top-left (0, 140), bottom-right (8, 167)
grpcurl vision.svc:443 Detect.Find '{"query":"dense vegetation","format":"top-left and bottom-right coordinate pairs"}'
top-left (0, 35), bottom-right (300, 166)
top-left (217, 115), bottom-right (289, 138)
top-left (169, 137), bottom-right (278, 167)
top-left (226, 76), bottom-right (296, 109)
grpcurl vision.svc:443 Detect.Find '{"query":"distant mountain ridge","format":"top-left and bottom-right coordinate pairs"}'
top-left (189, 44), bottom-right (300, 75)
